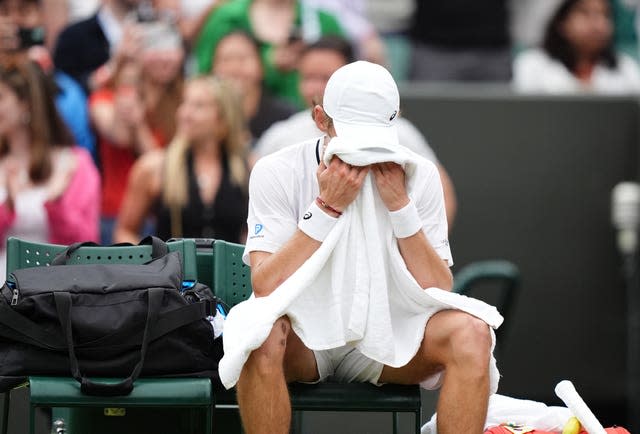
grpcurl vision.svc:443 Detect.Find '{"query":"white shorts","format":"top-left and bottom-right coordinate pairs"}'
top-left (312, 343), bottom-right (446, 389)
top-left (313, 344), bottom-right (384, 384)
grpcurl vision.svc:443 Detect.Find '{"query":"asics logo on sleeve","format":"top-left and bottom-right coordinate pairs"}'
top-left (303, 212), bottom-right (312, 220)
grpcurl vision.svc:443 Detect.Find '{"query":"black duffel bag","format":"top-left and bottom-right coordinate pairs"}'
top-left (0, 237), bottom-right (222, 396)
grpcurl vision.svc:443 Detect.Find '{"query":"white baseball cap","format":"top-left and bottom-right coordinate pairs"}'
top-left (323, 61), bottom-right (400, 149)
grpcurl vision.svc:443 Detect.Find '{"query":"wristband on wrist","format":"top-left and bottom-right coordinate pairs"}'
top-left (316, 196), bottom-right (342, 216)
top-left (389, 199), bottom-right (422, 238)
top-left (298, 200), bottom-right (339, 241)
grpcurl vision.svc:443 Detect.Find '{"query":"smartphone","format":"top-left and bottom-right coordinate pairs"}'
top-left (17, 26), bottom-right (44, 49)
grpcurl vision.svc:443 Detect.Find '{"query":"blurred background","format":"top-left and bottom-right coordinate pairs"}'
top-left (1, 0), bottom-right (639, 432)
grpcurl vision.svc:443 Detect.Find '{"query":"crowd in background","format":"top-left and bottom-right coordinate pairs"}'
top-left (0, 0), bottom-right (639, 276)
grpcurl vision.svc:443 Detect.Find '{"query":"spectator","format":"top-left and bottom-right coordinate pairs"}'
top-left (114, 76), bottom-right (249, 244)
top-left (53, 0), bottom-right (143, 94)
top-left (364, 0), bottom-right (415, 80)
top-left (0, 58), bottom-right (100, 278)
top-left (211, 30), bottom-right (296, 145)
top-left (89, 20), bottom-right (184, 244)
top-left (194, 0), bottom-right (343, 108)
top-left (513, 0), bottom-right (640, 93)
top-left (409, 0), bottom-right (512, 81)
top-left (41, 0), bottom-right (100, 51)
top-left (253, 36), bottom-right (458, 228)
top-left (178, 0), bottom-right (219, 46)
top-left (0, 0), bottom-right (96, 158)
top-left (302, 0), bottom-right (386, 65)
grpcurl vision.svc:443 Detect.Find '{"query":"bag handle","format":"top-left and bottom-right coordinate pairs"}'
top-left (51, 236), bottom-right (169, 266)
top-left (54, 288), bottom-right (163, 396)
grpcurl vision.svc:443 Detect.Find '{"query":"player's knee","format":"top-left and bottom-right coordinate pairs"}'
top-left (247, 318), bottom-right (291, 376)
top-left (447, 313), bottom-right (492, 372)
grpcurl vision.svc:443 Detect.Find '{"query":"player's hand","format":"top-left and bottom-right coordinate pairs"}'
top-left (372, 162), bottom-right (409, 211)
top-left (316, 157), bottom-right (369, 214)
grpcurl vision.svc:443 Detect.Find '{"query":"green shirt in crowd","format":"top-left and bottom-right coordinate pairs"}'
top-left (195, 0), bottom-right (344, 108)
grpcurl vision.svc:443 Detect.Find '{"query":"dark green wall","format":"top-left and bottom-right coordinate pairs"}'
top-left (400, 85), bottom-right (640, 422)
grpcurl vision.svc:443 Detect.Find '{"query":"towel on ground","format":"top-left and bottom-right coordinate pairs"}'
top-left (421, 393), bottom-right (574, 434)
top-left (218, 137), bottom-right (504, 390)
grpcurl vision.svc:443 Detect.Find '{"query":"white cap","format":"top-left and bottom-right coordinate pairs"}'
top-left (323, 61), bottom-right (400, 149)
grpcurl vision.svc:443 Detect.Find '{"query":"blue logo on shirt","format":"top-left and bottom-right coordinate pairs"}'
top-left (254, 224), bottom-right (264, 235)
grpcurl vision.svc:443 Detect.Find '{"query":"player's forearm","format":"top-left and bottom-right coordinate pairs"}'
top-left (250, 230), bottom-right (322, 297)
top-left (397, 231), bottom-right (453, 290)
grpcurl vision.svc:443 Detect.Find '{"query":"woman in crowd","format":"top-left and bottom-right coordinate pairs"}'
top-left (0, 0), bottom-right (97, 158)
top-left (194, 0), bottom-right (343, 108)
top-left (0, 59), bottom-right (99, 278)
top-left (513, 0), bottom-right (640, 93)
top-left (89, 22), bottom-right (185, 244)
top-left (211, 30), bottom-right (296, 145)
top-left (113, 75), bottom-right (249, 244)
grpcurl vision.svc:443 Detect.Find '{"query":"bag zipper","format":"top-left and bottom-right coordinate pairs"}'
top-left (11, 288), bottom-right (18, 305)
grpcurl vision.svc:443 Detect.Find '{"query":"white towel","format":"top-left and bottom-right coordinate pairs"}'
top-left (218, 137), bottom-right (504, 390)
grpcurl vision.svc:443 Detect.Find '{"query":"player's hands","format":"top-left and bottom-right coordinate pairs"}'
top-left (372, 162), bottom-right (409, 211)
top-left (316, 157), bottom-right (369, 215)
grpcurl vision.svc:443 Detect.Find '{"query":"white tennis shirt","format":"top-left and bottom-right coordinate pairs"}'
top-left (244, 136), bottom-right (452, 266)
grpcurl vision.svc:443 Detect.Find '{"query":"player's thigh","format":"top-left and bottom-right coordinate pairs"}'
top-left (282, 318), bottom-right (319, 383)
top-left (378, 309), bottom-right (487, 384)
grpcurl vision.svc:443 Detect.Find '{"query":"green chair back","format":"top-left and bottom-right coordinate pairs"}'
top-left (212, 239), bottom-right (252, 308)
top-left (5, 237), bottom-right (198, 281)
top-left (453, 259), bottom-right (521, 343)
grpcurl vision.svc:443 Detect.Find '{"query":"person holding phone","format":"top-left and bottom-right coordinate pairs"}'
top-left (89, 18), bottom-right (184, 244)
top-left (52, 0), bottom-right (144, 94)
top-left (0, 0), bottom-right (97, 159)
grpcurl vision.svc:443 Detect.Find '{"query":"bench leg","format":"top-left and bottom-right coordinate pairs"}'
top-left (414, 409), bottom-right (422, 434)
top-left (1, 392), bottom-right (9, 434)
top-left (29, 405), bottom-right (36, 434)
top-left (393, 411), bottom-right (399, 434)
top-left (206, 405), bottom-right (212, 434)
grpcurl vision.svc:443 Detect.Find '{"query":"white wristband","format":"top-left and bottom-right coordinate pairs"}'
top-left (389, 199), bottom-right (422, 239)
top-left (298, 200), bottom-right (339, 241)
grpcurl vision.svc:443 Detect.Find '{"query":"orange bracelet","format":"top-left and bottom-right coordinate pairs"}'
top-left (316, 196), bottom-right (342, 216)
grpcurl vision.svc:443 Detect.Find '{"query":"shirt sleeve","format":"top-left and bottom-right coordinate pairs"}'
top-left (243, 157), bottom-right (298, 265)
top-left (411, 161), bottom-right (453, 266)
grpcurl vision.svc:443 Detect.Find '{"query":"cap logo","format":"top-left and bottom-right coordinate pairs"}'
top-left (389, 110), bottom-right (397, 121)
